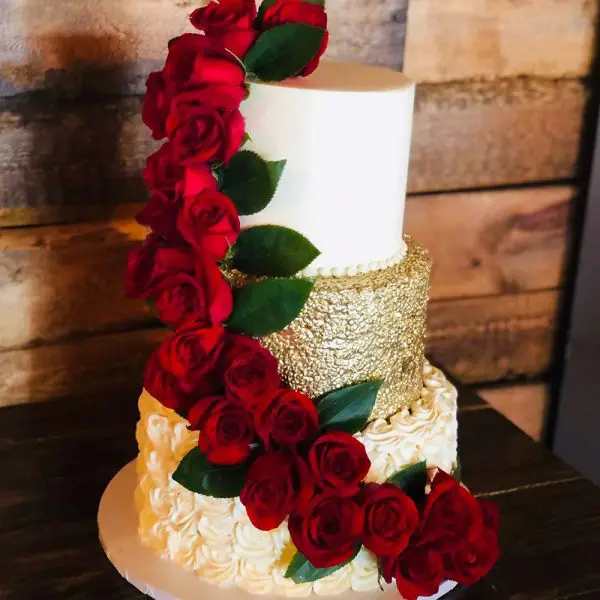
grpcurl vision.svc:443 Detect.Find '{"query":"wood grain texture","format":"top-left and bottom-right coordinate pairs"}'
top-left (3, 387), bottom-right (600, 599)
top-left (0, 291), bottom-right (561, 405)
top-left (0, 328), bottom-right (167, 406)
top-left (0, 79), bottom-right (586, 227)
top-left (0, 185), bottom-right (568, 353)
top-left (0, 0), bottom-right (593, 96)
top-left (405, 0), bottom-right (596, 82)
top-left (410, 78), bottom-right (586, 193)
top-left (406, 185), bottom-right (573, 300)
top-left (458, 402), bottom-right (576, 494)
top-left (0, 0), bottom-right (409, 97)
top-left (0, 98), bottom-right (149, 227)
top-left (428, 290), bottom-right (561, 384)
top-left (0, 218), bottom-right (151, 351)
top-left (470, 478), bottom-right (600, 600)
top-left (476, 382), bottom-right (549, 441)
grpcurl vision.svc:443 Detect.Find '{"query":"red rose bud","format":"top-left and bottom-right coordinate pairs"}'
top-left (154, 262), bottom-right (233, 330)
top-left (221, 334), bottom-right (281, 409)
top-left (142, 71), bottom-right (170, 140)
top-left (163, 33), bottom-right (247, 104)
top-left (261, 0), bottom-right (328, 76)
top-left (124, 233), bottom-right (195, 299)
top-left (176, 190), bottom-right (240, 261)
top-left (189, 395), bottom-right (255, 465)
top-left (288, 493), bottom-right (363, 569)
top-left (143, 141), bottom-right (184, 192)
top-left (359, 483), bottom-right (420, 557)
top-left (135, 189), bottom-right (180, 238)
top-left (145, 326), bottom-right (225, 414)
top-left (381, 547), bottom-right (445, 600)
top-left (442, 527), bottom-right (500, 586)
top-left (308, 431), bottom-right (370, 497)
top-left (168, 103), bottom-right (245, 166)
top-left (240, 452), bottom-right (313, 531)
top-left (418, 471), bottom-right (484, 553)
top-left (254, 389), bottom-right (319, 449)
top-left (190, 0), bottom-right (258, 58)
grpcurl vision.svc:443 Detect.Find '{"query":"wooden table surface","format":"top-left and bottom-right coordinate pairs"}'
top-left (1, 383), bottom-right (599, 600)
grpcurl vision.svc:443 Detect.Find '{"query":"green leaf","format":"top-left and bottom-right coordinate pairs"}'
top-left (267, 159), bottom-right (286, 189)
top-left (219, 150), bottom-right (286, 216)
top-left (244, 24), bottom-right (326, 82)
top-left (317, 380), bottom-right (383, 434)
top-left (387, 461), bottom-right (428, 503)
top-left (232, 225), bottom-right (320, 277)
top-left (256, 0), bottom-right (325, 28)
top-left (285, 545), bottom-right (361, 584)
top-left (172, 447), bottom-right (248, 498)
top-left (256, 0), bottom-right (278, 24)
top-left (227, 278), bottom-right (314, 336)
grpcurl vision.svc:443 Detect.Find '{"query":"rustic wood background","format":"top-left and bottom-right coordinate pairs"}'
top-left (0, 0), bottom-right (596, 440)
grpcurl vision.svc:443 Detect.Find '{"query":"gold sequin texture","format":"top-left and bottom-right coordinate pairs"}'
top-left (259, 237), bottom-right (431, 421)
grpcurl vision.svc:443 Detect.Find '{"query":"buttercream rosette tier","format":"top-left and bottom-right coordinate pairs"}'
top-left (135, 362), bottom-right (458, 596)
top-left (116, 1), bottom-right (501, 599)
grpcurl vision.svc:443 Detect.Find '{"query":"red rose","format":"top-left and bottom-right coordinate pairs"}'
top-left (418, 471), bottom-right (483, 553)
top-left (142, 71), bottom-right (170, 140)
top-left (261, 0), bottom-right (328, 76)
top-left (443, 527), bottom-right (499, 585)
top-left (381, 547), bottom-right (445, 600)
top-left (288, 493), bottom-right (363, 568)
top-left (124, 233), bottom-right (194, 299)
top-left (254, 389), bottom-right (319, 448)
top-left (359, 483), bottom-right (420, 557)
top-left (168, 102), bottom-right (245, 166)
top-left (164, 33), bottom-right (247, 107)
top-left (182, 165), bottom-right (219, 196)
top-left (190, 0), bottom-right (258, 58)
top-left (142, 34), bottom-right (246, 140)
top-left (176, 190), bottom-right (240, 260)
top-left (143, 351), bottom-right (187, 412)
top-left (478, 498), bottom-right (500, 532)
top-left (143, 142), bottom-right (184, 192)
top-left (154, 262), bottom-right (233, 330)
top-left (135, 189), bottom-right (180, 237)
top-left (221, 334), bottom-right (281, 409)
top-left (240, 452), bottom-right (313, 531)
top-left (188, 395), bottom-right (255, 465)
top-left (144, 326), bottom-right (225, 413)
top-left (308, 431), bottom-right (370, 497)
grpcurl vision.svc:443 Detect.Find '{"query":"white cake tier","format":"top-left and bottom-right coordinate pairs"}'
top-left (240, 61), bottom-right (415, 275)
top-left (134, 362), bottom-right (458, 597)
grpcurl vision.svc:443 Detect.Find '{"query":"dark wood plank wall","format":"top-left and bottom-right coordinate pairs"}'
top-left (0, 0), bottom-right (596, 439)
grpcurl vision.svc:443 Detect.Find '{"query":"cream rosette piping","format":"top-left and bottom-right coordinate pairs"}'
top-left (135, 361), bottom-right (458, 596)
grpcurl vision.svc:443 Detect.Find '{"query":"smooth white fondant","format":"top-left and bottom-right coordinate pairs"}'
top-left (134, 362), bottom-right (458, 596)
top-left (99, 461), bottom-right (459, 600)
top-left (240, 61), bottom-right (415, 272)
top-left (296, 241), bottom-right (407, 278)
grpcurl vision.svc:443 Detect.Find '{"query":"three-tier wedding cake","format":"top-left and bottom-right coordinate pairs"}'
top-left (103, 1), bottom-right (500, 599)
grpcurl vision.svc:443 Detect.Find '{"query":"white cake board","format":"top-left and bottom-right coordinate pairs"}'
top-left (98, 461), bottom-right (459, 600)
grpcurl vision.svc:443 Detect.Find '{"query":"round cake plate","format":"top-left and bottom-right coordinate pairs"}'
top-left (98, 462), bottom-right (460, 600)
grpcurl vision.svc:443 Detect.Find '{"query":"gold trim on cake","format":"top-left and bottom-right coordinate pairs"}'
top-left (258, 237), bottom-right (431, 420)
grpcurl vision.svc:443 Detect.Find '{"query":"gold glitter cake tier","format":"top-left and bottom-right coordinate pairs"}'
top-left (261, 237), bottom-right (431, 420)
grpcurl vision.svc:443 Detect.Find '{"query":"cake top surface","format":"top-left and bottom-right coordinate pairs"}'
top-left (254, 60), bottom-right (414, 93)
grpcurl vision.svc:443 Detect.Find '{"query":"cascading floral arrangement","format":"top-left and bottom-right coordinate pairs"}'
top-left (125, 1), bottom-right (499, 598)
